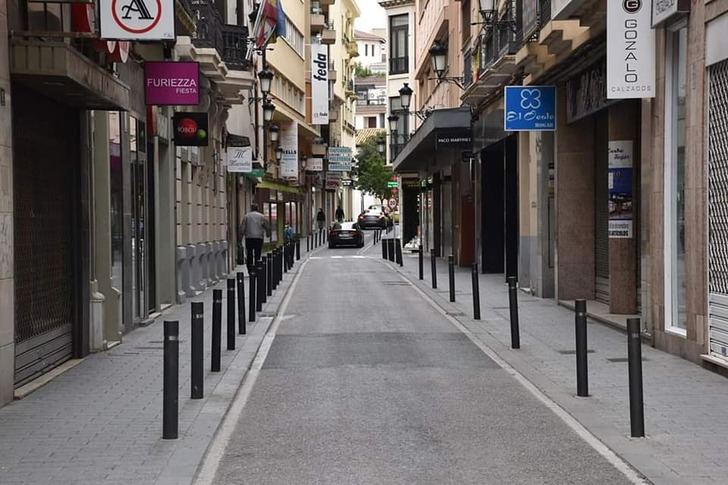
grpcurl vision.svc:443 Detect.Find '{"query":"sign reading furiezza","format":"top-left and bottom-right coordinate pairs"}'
top-left (173, 112), bottom-right (208, 147)
top-left (100, 0), bottom-right (175, 40)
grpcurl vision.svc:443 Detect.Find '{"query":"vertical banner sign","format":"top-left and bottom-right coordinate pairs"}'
top-left (608, 140), bottom-right (634, 238)
top-left (280, 121), bottom-right (299, 179)
top-left (311, 43), bottom-right (330, 125)
top-left (607, 0), bottom-right (655, 99)
top-left (226, 146), bottom-right (253, 173)
top-left (100, 0), bottom-right (175, 40)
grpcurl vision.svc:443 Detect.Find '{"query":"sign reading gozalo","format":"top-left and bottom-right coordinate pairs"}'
top-left (327, 146), bottom-right (352, 172)
top-left (279, 121), bottom-right (299, 179)
top-left (145, 62), bottom-right (200, 106)
top-left (608, 140), bottom-right (634, 238)
top-left (311, 43), bottom-right (329, 125)
top-left (100, 0), bottom-right (175, 40)
top-left (504, 86), bottom-right (556, 131)
top-left (607, 0), bottom-right (655, 99)
top-left (226, 146), bottom-right (253, 173)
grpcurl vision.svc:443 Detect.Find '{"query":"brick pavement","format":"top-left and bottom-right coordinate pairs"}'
top-left (378, 244), bottom-right (728, 485)
top-left (0, 242), bottom-right (314, 485)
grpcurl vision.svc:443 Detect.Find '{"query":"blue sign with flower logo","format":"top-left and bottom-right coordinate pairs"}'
top-left (504, 86), bottom-right (557, 131)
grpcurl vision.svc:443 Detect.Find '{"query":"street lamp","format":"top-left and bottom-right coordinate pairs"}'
top-left (377, 137), bottom-right (385, 154)
top-left (478, 0), bottom-right (496, 22)
top-left (387, 114), bottom-right (399, 132)
top-left (258, 68), bottom-right (274, 96)
top-left (429, 41), bottom-right (448, 79)
top-left (262, 99), bottom-right (275, 122)
top-left (275, 146), bottom-right (283, 162)
top-left (398, 83), bottom-right (413, 111)
top-left (269, 124), bottom-right (280, 142)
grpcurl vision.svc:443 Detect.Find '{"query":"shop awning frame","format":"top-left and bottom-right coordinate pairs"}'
top-left (255, 179), bottom-right (303, 194)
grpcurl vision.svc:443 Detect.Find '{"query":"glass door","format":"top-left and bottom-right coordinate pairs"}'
top-left (130, 117), bottom-right (148, 321)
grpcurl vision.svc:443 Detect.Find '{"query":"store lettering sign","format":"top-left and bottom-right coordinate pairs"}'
top-left (226, 146), bottom-right (253, 173)
top-left (607, 0), bottom-right (655, 99)
top-left (311, 43), bottom-right (329, 125)
top-left (144, 62), bottom-right (200, 106)
top-left (652, 0), bottom-right (690, 28)
top-left (100, 0), bottom-right (175, 40)
top-left (504, 86), bottom-right (556, 131)
top-left (173, 112), bottom-right (208, 147)
top-left (306, 157), bottom-right (323, 172)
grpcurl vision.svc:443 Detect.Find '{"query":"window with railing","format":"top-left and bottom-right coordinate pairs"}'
top-left (389, 14), bottom-right (409, 75)
top-left (463, 49), bottom-right (473, 87)
top-left (191, 0), bottom-right (249, 70)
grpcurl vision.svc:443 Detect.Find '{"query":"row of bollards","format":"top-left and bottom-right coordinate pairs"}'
top-left (380, 235), bottom-right (402, 266)
top-left (162, 237), bottom-right (307, 440)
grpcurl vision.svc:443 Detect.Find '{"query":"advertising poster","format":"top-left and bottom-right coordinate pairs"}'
top-left (279, 121), bottom-right (299, 179)
top-left (145, 62), bottom-right (200, 106)
top-left (311, 43), bottom-right (329, 125)
top-left (608, 140), bottom-right (634, 238)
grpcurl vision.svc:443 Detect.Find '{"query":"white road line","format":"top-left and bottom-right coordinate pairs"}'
top-left (391, 264), bottom-right (649, 485)
top-left (193, 257), bottom-right (310, 485)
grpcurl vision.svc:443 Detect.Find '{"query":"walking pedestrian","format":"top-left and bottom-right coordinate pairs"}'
top-left (239, 203), bottom-right (270, 272)
top-left (335, 205), bottom-right (345, 223)
top-left (316, 208), bottom-right (326, 236)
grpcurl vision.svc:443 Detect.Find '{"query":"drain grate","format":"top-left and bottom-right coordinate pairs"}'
top-left (381, 281), bottom-right (412, 286)
top-left (491, 307), bottom-right (509, 310)
top-left (557, 349), bottom-right (596, 355)
top-left (134, 346), bottom-right (164, 350)
top-left (607, 357), bottom-right (649, 363)
top-left (446, 311), bottom-right (466, 316)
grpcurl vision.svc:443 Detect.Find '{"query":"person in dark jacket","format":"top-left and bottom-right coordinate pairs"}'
top-left (239, 203), bottom-right (270, 271)
top-left (316, 208), bottom-right (326, 236)
top-left (335, 206), bottom-right (345, 223)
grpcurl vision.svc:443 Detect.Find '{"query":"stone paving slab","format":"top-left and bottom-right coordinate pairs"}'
top-left (370, 244), bottom-right (728, 485)
top-left (0, 245), bottom-right (316, 485)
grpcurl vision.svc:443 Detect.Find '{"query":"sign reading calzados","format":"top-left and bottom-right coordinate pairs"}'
top-left (311, 43), bottom-right (329, 125)
top-left (607, 0), bottom-right (655, 99)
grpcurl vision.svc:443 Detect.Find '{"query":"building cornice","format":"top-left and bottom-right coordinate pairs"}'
top-left (378, 0), bottom-right (415, 9)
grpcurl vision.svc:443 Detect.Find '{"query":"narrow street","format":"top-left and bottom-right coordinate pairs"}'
top-left (204, 233), bottom-right (633, 484)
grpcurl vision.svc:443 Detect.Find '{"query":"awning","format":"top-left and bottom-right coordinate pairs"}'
top-left (392, 107), bottom-right (473, 173)
top-left (255, 180), bottom-right (303, 194)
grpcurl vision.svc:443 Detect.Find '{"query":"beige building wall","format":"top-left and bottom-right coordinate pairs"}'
top-left (0, 0), bottom-right (14, 405)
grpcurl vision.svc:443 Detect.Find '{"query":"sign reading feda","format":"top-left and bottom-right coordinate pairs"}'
top-left (327, 146), bottom-right (352, 172)
top-left (279, 121), bottom-right (299, 179)
top-left (100, 0), bottom-right (175, 40)
top-left (504, 86), bottom-right (556, 131)
top-left (607, 0), bottom-right (655, 99)
top-left (226, 146), bottom-right (253, 173)
top-left (145, 62), bottom-right (200, 106)
top-left (311, 43), bottom-right (329, 125)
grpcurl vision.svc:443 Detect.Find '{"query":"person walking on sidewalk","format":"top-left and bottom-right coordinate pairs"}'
top-left (239, 203), bottom-right (270, 271)
top-left (335, 205), bottom-right (345, 223)
top-left (316, 208), bottom-right (326, 236)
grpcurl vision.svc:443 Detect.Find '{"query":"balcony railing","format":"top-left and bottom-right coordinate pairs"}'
top-left (389, 57), bottom-right (408, 75)
top-left (191, 0), bottom-right (249, 70)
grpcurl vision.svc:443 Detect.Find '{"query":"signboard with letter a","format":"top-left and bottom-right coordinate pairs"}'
top-left (100, 0), bottom-right (175, 40)
top-left (607, 0), bottom-right (655, 99)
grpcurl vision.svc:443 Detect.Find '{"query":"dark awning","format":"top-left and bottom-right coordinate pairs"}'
top-left (392, 107), bottom-right (473, 173)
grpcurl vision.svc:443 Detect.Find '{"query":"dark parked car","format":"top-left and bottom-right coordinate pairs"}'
top-left (357, 209), bottom-right (388, 229)
top-left (329, 222), bottom-right (365, 248)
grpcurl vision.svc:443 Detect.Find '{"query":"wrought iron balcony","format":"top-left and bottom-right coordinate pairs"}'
top-left (190, 0), bottom-right (249, 71)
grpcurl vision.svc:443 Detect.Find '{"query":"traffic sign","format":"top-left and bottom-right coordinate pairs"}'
top-left (100, 0), bottom-right (175, 40)
top-left (388, 198), bottom-right (397, 208)
top-left (387, 181), bottom-right (398, 188)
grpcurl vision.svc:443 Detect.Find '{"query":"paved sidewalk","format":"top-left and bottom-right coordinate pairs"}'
top-left (0, 243), bottom-right (317, 485)
top-left (369, 242), bottom-right (728, 485)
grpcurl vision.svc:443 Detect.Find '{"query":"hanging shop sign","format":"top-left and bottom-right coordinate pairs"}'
top-left (100, 0), bottom-right (175, 40)
top-left (565, 62), bottom-right (617, 124)
top-left (327, 146), bottom-right (353, 172)
top-left (144, 62), bottom-right (200, 106)
top-left (279, 121), bottom-right (299, 179)
top-left (173, 112), bottom-right (208, 146)
top-left (306, 157), bottom-right (323, 172)
top-left (607, 0), bottom-right (655, 99)
top-left (608, 140), bottom-right (634, 238)
top-left (325, 172), bottom-right (341, 190)
top-left (311, 43), bottom-right (330, 125)
top-left (226, 146), bottom-right (253, 173)
top-left (652, 0), bottom-right (690, 28)
top-left (504, 86), bottom-right (556, 131)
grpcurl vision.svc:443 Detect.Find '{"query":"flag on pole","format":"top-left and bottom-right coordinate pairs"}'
top-left (251, 0), bottom-right (287, 50)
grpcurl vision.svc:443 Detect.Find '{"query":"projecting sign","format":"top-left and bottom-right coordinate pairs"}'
top-left (279, 121), bottom-right (299, 179)
top-left (173, 112), bottom-right (208, 147)
top-left (144, 62), bottom-right (200, 106)
top-left (652, 0), bottom-right (690, 27)
top-left (306, 157), bottom-right (323, 172)
top-left (608, 140), bottom-right (634, 238)
top-left (100, 0), bottom-right (175, 40)
top-left (327, 146), bottom-right (352, 172)
top-left (607, 0), bottom-right (655, 99)
top-left (226, 146), bottom-right (253, 173)
top-left (504, 86), bottom-right (556, 131)
top-left (311, 43), bottom-right (329, 125)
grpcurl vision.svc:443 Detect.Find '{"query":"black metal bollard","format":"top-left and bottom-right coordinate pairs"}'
top-left (507, 276), bottom-right (520, 349)
top-left (191, 303), bottom-right (204, 399)
top-left (296, 238), bottom-right (301, 260)
top-left (248, 268), bottom-right (256, 323)
top-left (307, 234), bottom-right (310, 252)
top-left (575, 299), bottom-right (589, 397)
top-left (387, 238), bottom-right (395, 262)
top-left (163, 320), bottom-right (179, 439)
top-left (315, 232), bottom-right (319, 247)
top-left (211, 289), bottom-right (222, 372)
top-left (237, 272), bottom-right (246, 335)
top-left (284, 244), bottom-right (289, 274)
top-left (256, 263), bottom-right (264, 311)
top-left (381, 236), bottom-right (387, 259)
top-left (627, 318), bottom-right (645, 437)
top-left (430, 249), bottom-right (437, 289)
top-left (395, 239), bottom-right (403, 267)
top-left (448, 255), bottom-right (456, 302)
top-left (227, 278), bottom-right (236, 351)
top-left (260, 258), bottom-right (268, 304)
top-left (472, 263), bottom-right (481, 320)
top-left (266, 253), bottom-right (273, 295)
top-left (418, 245), bottom-right (424, 280)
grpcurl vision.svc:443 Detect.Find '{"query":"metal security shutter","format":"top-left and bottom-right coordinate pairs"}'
top-left (708, 60), bottom-right (728, 360)
top-left (13, 88), bottom-right (78, 386)
top-left (595, 113), bottom-right (610, 303)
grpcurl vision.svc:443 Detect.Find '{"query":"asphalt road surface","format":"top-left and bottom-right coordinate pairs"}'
top-left (209, 232), bottom-right (634, 484)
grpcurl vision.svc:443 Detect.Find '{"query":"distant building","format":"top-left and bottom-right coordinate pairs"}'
top-left (355, 30), bottom-right (387, 75)
top-left (354, 76), bottom-right (386, 130)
